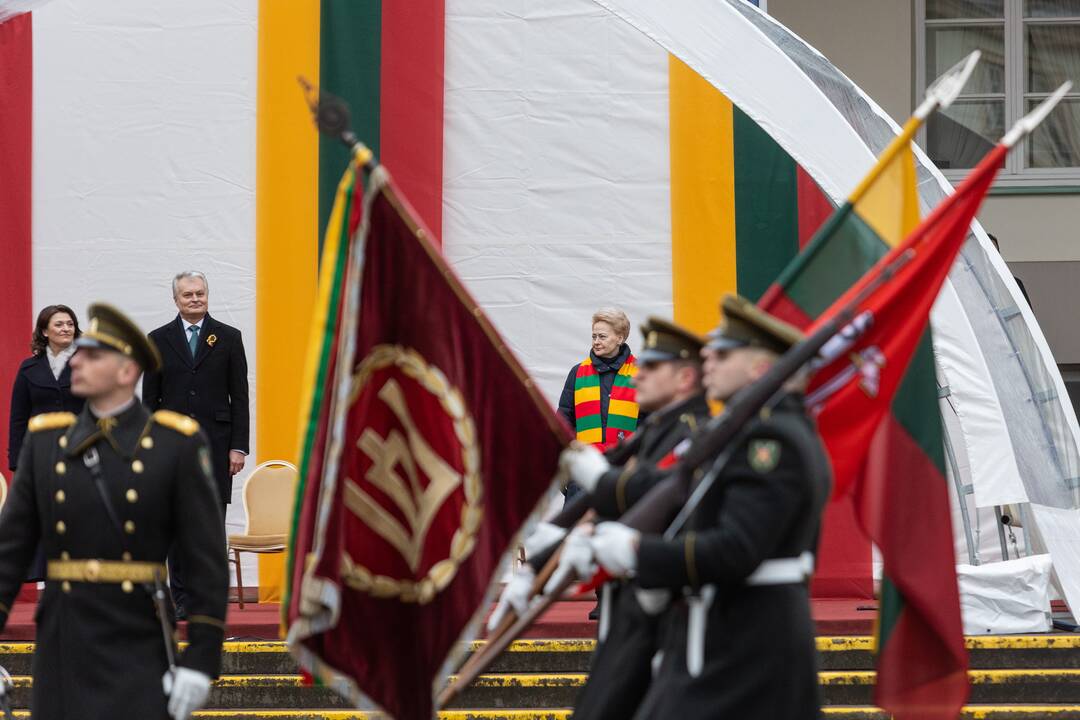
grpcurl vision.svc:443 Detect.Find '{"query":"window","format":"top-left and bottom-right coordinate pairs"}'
top-left (916, 0), bottom-right (1080, 186)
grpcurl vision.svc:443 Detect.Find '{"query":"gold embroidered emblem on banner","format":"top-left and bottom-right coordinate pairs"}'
top-left (341, 345), bottom-right (483, 605)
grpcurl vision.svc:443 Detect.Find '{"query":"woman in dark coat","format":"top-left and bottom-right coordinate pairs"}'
top-left (557, 307), bottom-right (640, 499)
top-left (8, 305), bottom-right (85, 472)
top-left (8, 305), bottom-right (84, 582)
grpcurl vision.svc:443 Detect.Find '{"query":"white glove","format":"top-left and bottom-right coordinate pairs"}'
top-left (591, 522), bottom-right (640, 577)
top-left (544, 524), bottom-right (597, 595)
top-left (560, 444), bottom-right (610, 493)
top-left (523, 521), bottom-right (567, 559)
top-left (635, 588), bottom-right (671, 616)
top-left (163, 667), bottom-right (212, 720)
top-left (487, 564), bottom-right (535, 631)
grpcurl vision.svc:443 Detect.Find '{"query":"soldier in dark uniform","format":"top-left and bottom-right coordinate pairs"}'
top-left (490, 318), bottom-right (711, 720)
top-left (0, 303), bottom-right (228, 720)
top-left (590, 294), bottom-right (832, 720)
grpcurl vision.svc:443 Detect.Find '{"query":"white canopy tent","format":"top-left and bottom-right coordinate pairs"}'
top-left (589, 0), bottom-right (1080, 616)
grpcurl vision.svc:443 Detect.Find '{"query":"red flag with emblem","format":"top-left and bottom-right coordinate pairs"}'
top-left (285, 164), bottom-right (570, 720)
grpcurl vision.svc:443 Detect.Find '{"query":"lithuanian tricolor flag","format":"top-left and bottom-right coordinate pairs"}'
top-left (760, 119), bottom-right (1009, 718)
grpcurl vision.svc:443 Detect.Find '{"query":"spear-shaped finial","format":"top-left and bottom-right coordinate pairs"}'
top-left (297, 76), bottom-right (375, 168)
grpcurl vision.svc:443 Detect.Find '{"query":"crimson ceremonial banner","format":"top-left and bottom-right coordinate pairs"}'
top-left (286, 165), bottom-right (571, 720)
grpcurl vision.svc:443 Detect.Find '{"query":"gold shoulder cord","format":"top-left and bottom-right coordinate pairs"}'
top-left (28, 412), bottom-right (77, 433)
top-left (152, 410), bottom-right (200, 436)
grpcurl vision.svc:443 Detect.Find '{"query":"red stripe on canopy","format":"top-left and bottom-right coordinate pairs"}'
top-left (380, 1), bottom-right (446, 245)
top-left (796, 166), bottom-right (833, 250)
top-left (0, 14), bottom-right (34, 471)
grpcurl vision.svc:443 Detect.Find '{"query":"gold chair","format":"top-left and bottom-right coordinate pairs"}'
top-left (227, 460), bottom-right (297, 609)
top-left (0, 471), bottom-right (7, 511)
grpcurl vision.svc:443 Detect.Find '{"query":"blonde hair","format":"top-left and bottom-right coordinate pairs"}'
top-left (592, 308), bottom-right (630, 341)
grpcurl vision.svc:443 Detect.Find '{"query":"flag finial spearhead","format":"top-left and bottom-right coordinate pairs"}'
top-left (916, 50), bottom-right (981, 120)
top-left (1003, 80), bottom-right (1073, 148)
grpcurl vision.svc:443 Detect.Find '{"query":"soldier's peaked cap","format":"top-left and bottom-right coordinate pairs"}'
top-left (638, 317), bottom-right (706, 364)
top-left (75, 303), bottom-right (162, 373)
top-left (705, 294), bottom-right (804, 355)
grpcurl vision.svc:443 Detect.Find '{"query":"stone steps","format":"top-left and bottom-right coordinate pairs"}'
top-left (0, 635), bottom-right (1077, 715)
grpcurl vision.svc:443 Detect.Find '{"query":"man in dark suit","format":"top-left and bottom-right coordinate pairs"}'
top-left (142, 271), bottom-right (249, 614)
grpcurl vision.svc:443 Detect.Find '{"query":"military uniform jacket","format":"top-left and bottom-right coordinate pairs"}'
top-left (632, 393), bottom-right (832, 720)
top-left (567, 393), bottom-right (712, 720)
top-left (589, 393), bottom-right (710, 522)
top-left (0, 403), bottom-right (229, 720)
top-left (142, 314), bottom-right (250, 505)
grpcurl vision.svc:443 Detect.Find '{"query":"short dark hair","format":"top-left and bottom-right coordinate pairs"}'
top-left (672, 358), bottom-right (704, 388)
top-left (31, 305), bottom-right (81, 356)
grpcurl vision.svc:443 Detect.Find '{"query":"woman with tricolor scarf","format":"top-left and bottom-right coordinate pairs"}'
top-left (558, 308), bottom-right (639, 499)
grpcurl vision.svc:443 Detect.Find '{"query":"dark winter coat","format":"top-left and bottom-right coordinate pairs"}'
top-left (557, 343), bottom-right (634, 436)
top-left (8, 354), bottom-right (84, 470)
top-left (142, 314), bottom-right (250, 504)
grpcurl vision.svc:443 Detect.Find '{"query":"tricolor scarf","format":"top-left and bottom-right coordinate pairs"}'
top-left (573, 354), bottom-right (638, 451)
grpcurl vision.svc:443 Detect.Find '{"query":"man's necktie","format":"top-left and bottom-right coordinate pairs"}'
top-left (188, 325), bottom-right (199, 357)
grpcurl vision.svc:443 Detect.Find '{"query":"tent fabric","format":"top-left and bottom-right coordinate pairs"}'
top-left (22, 0), bottom-right (259, 580)
top-left (588, 0), bottom-right (1080, 601)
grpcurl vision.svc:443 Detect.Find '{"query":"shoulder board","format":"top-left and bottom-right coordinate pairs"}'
top-left (28, 412), bottom-right (77, 433)
top-left (152, 410), bottom-right (200, 436)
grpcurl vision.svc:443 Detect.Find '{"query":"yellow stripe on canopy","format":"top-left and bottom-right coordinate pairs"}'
top-left (255, 0), bottom-right (320, 605)
top-left (669, 55), bottom-right (736, 335)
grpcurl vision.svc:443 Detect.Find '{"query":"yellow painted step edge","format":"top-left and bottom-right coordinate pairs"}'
top-left (2, 635), bottom-right (1078, 656)
top-left (13, 669), bottom-right (1080, 690)
top-left (8, 709), bottom-right (1080, 720)
top-left (825, 709), bottom-right (1080, 717)
top-left (195, 714), bottom-right (574, 720)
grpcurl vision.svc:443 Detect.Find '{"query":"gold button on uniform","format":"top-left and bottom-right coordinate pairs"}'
top-left (58, 435), bottom-right (68, 449)
top-left (122, 552), bottom-right (132, 562)
top-left (124, 521), bottom-right (135, 534)
top-left (55, 490), bottom-right (65, 503)
top-left (121, 580), bottom-right (134, 593)
top-left (61, 581), bottom-right (71, 593)
top-left (55, 521), bottom-right (66, 535)
top-left (126, 489), bottom-right (138, 503)
top-left (60, 551), bottom-right (70, 561)
top-left (85, 559), bottom-right (101, 582)
top-left (55, 461), bottom-right (66, 475)
top-left (140, 436), bottom-right (153, 450)
top-left (131, 460), bottom-right (144, 474)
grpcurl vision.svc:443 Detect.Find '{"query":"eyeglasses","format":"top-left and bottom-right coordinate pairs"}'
top-left (591, 333), bottom-right (610, 341)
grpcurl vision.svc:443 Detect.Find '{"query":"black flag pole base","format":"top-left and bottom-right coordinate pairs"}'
top-left (297, 76), bottom-right (377, 171)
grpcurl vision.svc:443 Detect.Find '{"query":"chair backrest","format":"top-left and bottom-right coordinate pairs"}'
top-left (0, 471), bottom-right (6, 511)
top-left (242, 460), bottom-right (298, 537)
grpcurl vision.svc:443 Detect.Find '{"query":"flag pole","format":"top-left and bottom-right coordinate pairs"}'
top-left (848, 50), bottom-right (979, 203)
top-left (438, 542), bottom-right (569, 708)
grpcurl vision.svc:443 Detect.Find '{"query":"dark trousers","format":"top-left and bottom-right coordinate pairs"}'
top-left (169, 500), bottom-right (227, 611)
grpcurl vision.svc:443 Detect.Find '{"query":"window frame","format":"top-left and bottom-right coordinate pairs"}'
top-left (915, 0), bottom-right (1080, 188)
